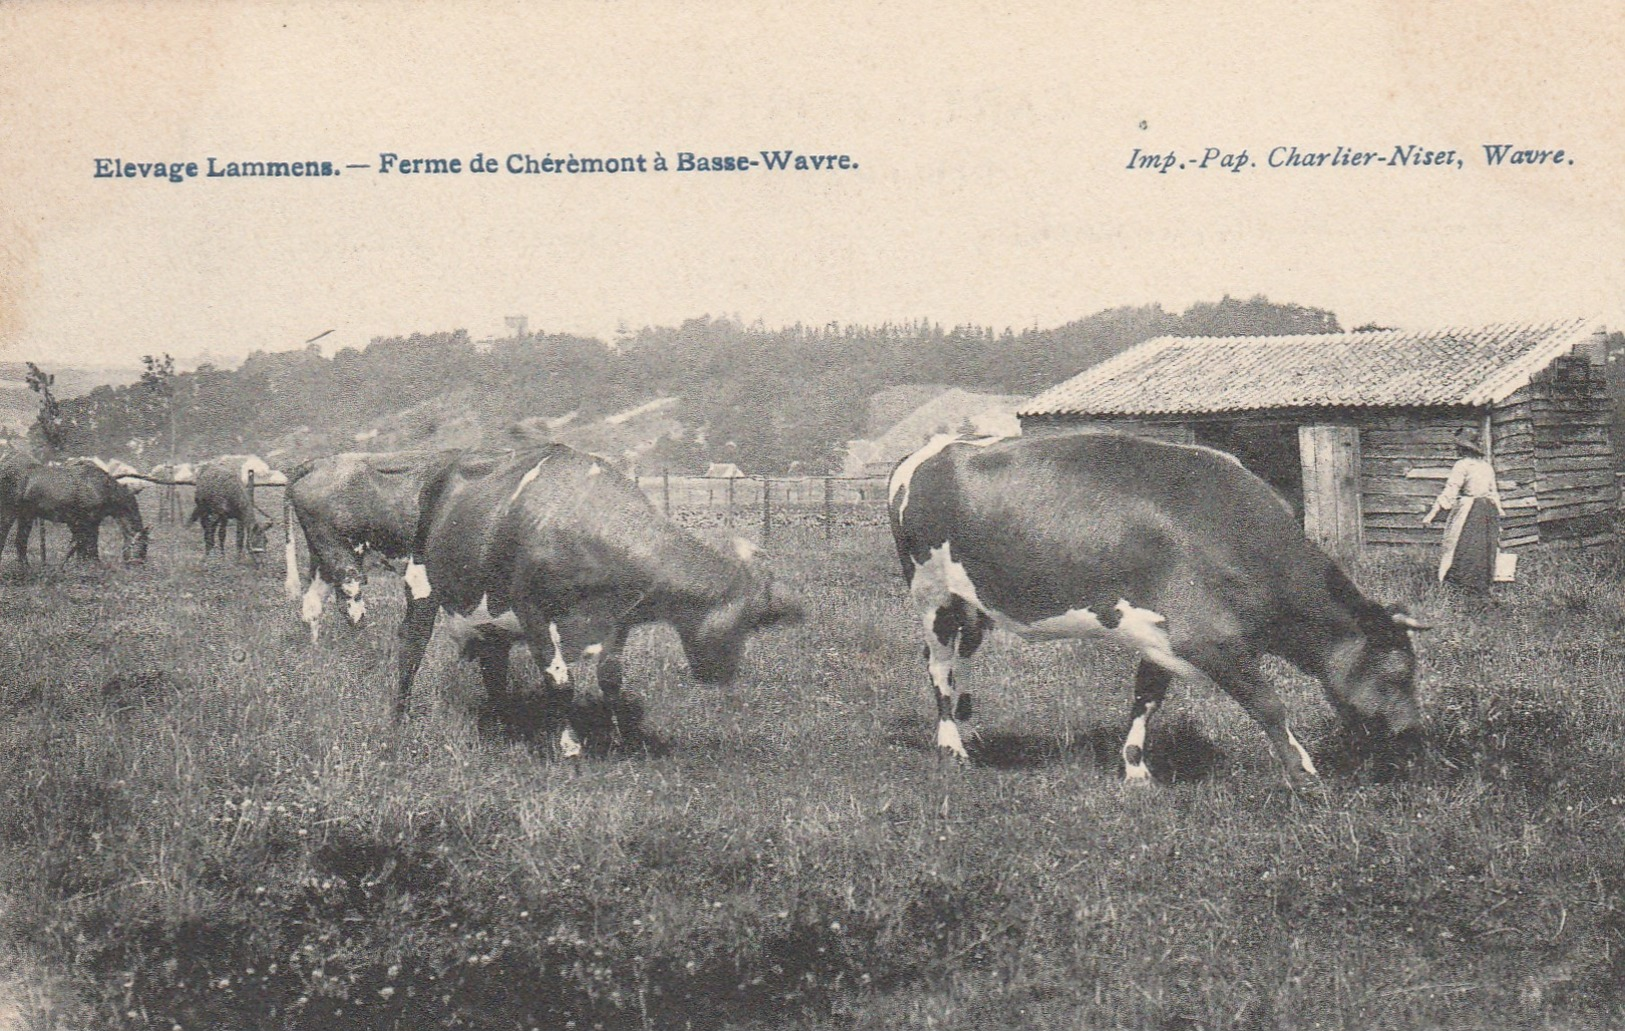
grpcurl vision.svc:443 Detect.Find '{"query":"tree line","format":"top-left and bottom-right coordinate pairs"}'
top-left (25, 295), bottom-right (1342, 473)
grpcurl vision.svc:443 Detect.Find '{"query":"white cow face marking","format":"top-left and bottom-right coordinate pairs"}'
top-left (587, 463), bottom-right (602, 477)
top-left (403, 559), bottom-right (432, 600)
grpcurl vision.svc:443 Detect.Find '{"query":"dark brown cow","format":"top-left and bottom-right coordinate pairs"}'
top-left (285, 450), bottom-right (460, 641)
top-left (396, 444), bottom-right (802, 755)
top-left (189, 458), bottom-right (274, 560)
top-left (888, 432), bottom-right (1425, 788)
top-left (1, 460), bottom-right (148, 566)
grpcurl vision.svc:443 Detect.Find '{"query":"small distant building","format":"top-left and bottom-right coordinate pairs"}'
top-left (705, 462), bottom-right (747, 479)
top-left (1018, 318), bottom-right (1618, 556)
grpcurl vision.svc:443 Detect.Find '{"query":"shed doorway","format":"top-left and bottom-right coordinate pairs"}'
top-left (1193, 420), bottom-right (1305, 517)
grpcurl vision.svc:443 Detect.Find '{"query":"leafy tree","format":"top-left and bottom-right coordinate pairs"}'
top-left (24, 362), bottom-right (64, 456)
top-left (140, 353), bottom-right (178, 461)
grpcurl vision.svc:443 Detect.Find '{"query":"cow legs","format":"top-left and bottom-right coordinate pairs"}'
top-left (1212, 655), bottom-right (1320, 788)
top-left (13, 516), bottom-right (33, 567)
top-left (921, 600), bottom-right (983, 762)
top-left (590, 627), bottom-right (630, 742)
top-left (301, 575), bottom-right (334, 643)
top-left (471, 638), bottom-right (513, 701)
top-left (1121, 660), bottom-right (1172, 785)
top-left (395, 592), bottom-right (439, 717)
top-left (513, 606), bottom-right (582, 759)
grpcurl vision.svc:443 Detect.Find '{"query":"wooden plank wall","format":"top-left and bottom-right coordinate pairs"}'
top-left (1529, 357), bottom-right (1619, 545)
top-left (1490, 387), bottom-right (1542, 548)
top-left (1357, 412), bottom-right (1482, 548)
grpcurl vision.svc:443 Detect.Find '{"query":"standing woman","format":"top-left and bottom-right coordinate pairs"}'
top-left (1422, 429), bottom-right (1504, 591)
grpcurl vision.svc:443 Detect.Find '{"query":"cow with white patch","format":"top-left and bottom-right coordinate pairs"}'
top-left (285, 450), bottom-right (465, 641)
top-left (888, 432), bottom-right (1425, 788)
top-left (396, 444), bottom-right (803, 756)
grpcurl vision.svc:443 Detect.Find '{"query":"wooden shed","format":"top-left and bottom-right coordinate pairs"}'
top-left (1017, 318), bottom-right (1618, 556)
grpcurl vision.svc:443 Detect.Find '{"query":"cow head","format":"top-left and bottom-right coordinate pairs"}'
top-left (122, 528), bottom-right (150, 565)
top-left (114, 502), bottom-right (148, 564)
top-left (247, 518), bottom-right (274, 554)
top-left (1327, 603), bottom-right (1426, 746)
top-left (680, 571), bottom-right (805, 684)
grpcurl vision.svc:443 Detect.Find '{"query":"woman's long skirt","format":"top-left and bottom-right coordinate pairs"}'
top-left (1439, 496), bottom-right (1499, 591)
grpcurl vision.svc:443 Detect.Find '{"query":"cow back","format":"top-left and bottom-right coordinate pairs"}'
top-left (892, 432), bottom-right (1336, 631)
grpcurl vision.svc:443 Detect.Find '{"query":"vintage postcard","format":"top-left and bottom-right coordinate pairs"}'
top-left (1, 2), bottom-right (1622, 1028)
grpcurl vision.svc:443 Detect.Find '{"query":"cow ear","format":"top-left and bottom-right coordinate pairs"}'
top-left (731, 537), bottom-right (762, 563)
top-left (1390, 608), bottom-right (1430, 631)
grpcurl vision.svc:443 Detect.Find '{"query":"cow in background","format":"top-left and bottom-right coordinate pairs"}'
top-left (189, 456), bottom-right (277, 561)
top-left (888, 432), bottom-right (1425, 788)
top-left (71, 457), bottom-right (148, 495)
top-left (396, 444), bottom-right (803, 756)
top-left (285, 450), bottom-right (458, 642)
top-left (1, 460), bottom-right (148, 566)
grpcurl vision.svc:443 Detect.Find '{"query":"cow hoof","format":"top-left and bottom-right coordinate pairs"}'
top-left (1121, 766), bottom-right (1155, 787)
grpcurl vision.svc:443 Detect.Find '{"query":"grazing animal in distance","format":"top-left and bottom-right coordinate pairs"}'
top-left (2, 460), bottom-right (148, 566)
top-left (887, 431), bottom-right (1426, 788)
top-left (285, 450), bottom-right (460, 641)
top-left (189, 457), bottom-right (276, 560)
top-left (396, 444), bottom-right (803, 756)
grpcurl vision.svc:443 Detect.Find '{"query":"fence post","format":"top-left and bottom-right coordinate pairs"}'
top-left (39, 523), bottom-right (46, 564)
top-left (760, 477), bottom-right (772, 545)
top-left (726, 475), bottom-right (735, 527)
top-left (662, 469), bottom-right (671, 516)
top-left (823, 476), bottom-right (833, 542)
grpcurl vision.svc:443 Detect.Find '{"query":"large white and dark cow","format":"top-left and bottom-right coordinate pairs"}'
top-left (285, 450), bottom-right (457, 641)
top-left (1, 459), bottom-right (148, 566)
top-left (189, 456), bottom-right (277, 560)
top-left (888, 432), bottom-right (1425, 787)
top-left (396, 444), bottom-right (803, 755)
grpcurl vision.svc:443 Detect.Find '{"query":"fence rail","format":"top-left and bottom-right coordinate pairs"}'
top-left (634, 473), bottom-right (891, 542)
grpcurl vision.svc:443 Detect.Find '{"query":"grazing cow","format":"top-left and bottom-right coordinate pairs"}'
top-left (2, 460), bottom-right (148, 565)
top-left (285, 450), bottom-right (456, 641)
top-left (189, 457), bottom-right (275, 560)
top-left (888, 432), bottom-right (1425, 788)
top-left (396, 444), bottom-right (803, 755)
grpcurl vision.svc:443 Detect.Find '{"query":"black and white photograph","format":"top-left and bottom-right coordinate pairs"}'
top-left (1, 2), bottom-right (1622, 1027)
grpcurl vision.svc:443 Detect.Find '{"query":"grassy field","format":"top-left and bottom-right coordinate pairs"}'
top-left (0, 512), bottom-right (1622, 1029)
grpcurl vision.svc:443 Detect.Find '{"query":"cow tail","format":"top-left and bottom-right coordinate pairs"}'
top-left (186, 503), bottom-right (200, 526)
top-left (283, 530), bottom-right (303, 600)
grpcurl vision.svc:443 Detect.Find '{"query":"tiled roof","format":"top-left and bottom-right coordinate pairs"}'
top-left (1018, 318), bottom-right (1599, 418)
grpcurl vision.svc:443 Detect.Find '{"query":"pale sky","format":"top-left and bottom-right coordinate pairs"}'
top-left (2, 1), bottom-right (1622, 369)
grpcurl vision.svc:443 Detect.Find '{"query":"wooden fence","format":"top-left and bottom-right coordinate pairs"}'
top-left (634, 473), bottom-right (891, 542)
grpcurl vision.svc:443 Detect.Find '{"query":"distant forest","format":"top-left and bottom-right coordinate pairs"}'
top-left (26, 296), bottom-right (1350, 473)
